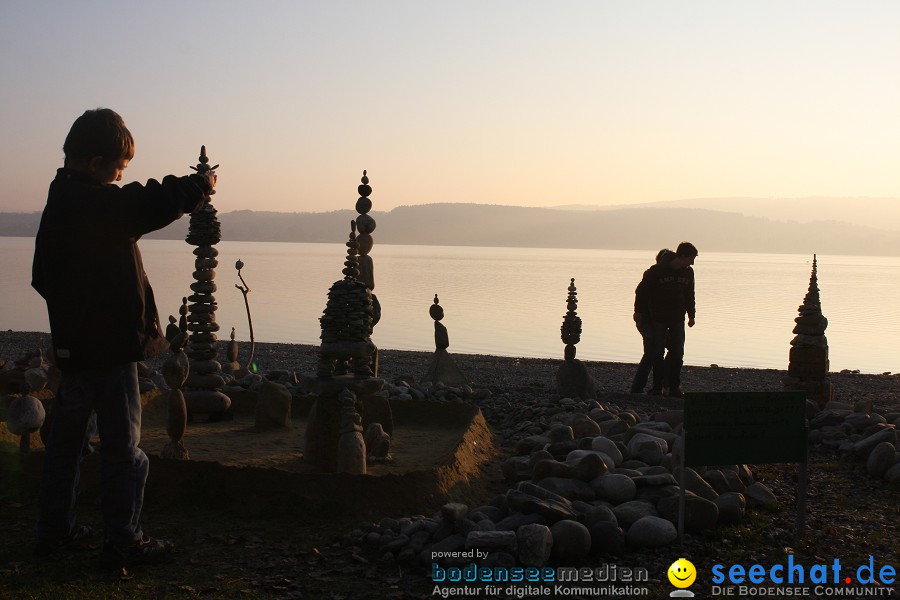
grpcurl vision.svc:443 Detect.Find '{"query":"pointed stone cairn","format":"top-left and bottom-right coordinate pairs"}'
top-left (183, 146), bottom-right (231, 418)
top-left (306, 221), bottom-right (384, 472)
top-left (317, 221), bottom-right (376, 379)
top-left (354, 170), bottom-right (380, 375)
top-left (422, 294), bottom-right (469, 387)
top-left (556, 278), bottom-right (596, 398)
top-left (784, 255), bottom-right (832, 406)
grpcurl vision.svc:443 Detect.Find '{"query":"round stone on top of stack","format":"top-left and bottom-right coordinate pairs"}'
top-left (183, 146), bottom-right (230, 416)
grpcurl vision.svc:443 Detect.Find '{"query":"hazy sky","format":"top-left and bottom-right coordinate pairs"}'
top-left (1, 1), bottom-right (898, 213)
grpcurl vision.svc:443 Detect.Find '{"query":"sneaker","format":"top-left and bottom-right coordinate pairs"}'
top-left (101, 535), bottom-right (174, 568)
top-left (34, 524), bottom-right (97, 557)
top-left (667, 388), bottom-right (685, 399)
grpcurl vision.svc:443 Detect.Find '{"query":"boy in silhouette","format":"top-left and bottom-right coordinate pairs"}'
top-left (32, 108), bottom-right (216, 568)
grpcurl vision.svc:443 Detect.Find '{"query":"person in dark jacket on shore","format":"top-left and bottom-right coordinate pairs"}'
top-left (630, 242), bottom-right (698, 398)
top-left (31, 108), bottom-right (216, 568)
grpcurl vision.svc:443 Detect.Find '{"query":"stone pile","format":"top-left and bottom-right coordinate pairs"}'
top-left (807, 398), bottom-right (899, 484)
top-left (555, 278), bottom-right (596, 399)
top-left (183, 146), bottom-right (230, 417)
top-left (784, 255), bottom-right (832, 406)
top-left (343, 392), bottom-right (774, 568)
top-left (422, 294), bottom-right (469, 387)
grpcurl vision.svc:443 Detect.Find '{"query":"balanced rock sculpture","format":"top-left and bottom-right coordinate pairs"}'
top-left (160, 330), bottom-right (190, 460)
top-left (224, 327), bottom-right (241, 376)
top-left (555, 278), bottom-right (596, 399)
top-left (354, 170), bottom-right (380, 376)
top-left (183, 146), bottom-right (231, 418)
top-left (305, 219), bottom-right (385, 472)
top-left (336, 388), bottom-right (366, 474)
top-left (783, 255), bottom-right (832, 406)
top-left (422, 294), bottom-right (469, 387)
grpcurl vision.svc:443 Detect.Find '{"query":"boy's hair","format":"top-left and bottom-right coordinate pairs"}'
top-left (63, 108), bottom-right (135, 164)
top-left (676, 241), bottom-right (698, 257)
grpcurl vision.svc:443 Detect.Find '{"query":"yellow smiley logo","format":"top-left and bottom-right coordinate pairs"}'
top-left (668, 558), bottom-right (697, 588)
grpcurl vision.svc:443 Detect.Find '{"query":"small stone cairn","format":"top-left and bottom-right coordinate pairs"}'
top-left (783, 255), bottom-right (832, 407)
top-left (183, 146), bottom-right (231, 418)
top-left (160, 331), bottom-right (190, 460)
top-left (305, 221), bottom-right (385, 473)
top-left (224, 327), bottom-right (241, 376)
top-left (555, 278), bottom-right (596, 399)
top-left (422, 294), bottom-right (469, 387)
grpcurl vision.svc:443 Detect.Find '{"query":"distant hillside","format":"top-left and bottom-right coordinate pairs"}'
top-left (556, 196), bottom-right (900, 233)
top-left (3, 203), bottom-right (900, 255)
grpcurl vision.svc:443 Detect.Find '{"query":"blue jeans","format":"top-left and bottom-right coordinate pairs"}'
top-left (37, 363), bottom-right (147, 546)
top-left (631, 321), bottom-right (687, 392)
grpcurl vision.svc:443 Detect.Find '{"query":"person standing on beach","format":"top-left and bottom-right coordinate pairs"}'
top-left (31, 108), bottom-right (216, 568)
top-left (630, 242), bottom-right (698, 398)
top-left (631, 248), bottom-right (672, 393)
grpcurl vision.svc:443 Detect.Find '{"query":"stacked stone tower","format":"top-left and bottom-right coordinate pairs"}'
top-left (317, 221), bottom-right (376, 379)
top-left (560, 278), bottom-right (582, 360)
top-left (183, 146), bottom-right (230, 416)
top-left (305, 221), bottom-right (385, 473)
top-left (556, 278), bottom-right (596, 398)
top-left (784, 255), bottom-right (832, 406)
top-left (354, 170), bottom-right (380, 376)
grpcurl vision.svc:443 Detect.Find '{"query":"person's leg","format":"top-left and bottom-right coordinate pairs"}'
top-left (665, 322), bottom-right (686, 393)
top-left (37, 371), bottom-right (95, 544)
top-left (94, 363), bottom-right (147, 546)
top-left (632, 323), bottom-right (666, 393)
top-left (648, 322), bottom-right (667, 392)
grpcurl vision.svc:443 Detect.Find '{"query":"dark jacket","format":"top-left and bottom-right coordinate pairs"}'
top-left (634, 252), bottom-right (696, 325)
top-left (32, 168), bottom-right (211, 371)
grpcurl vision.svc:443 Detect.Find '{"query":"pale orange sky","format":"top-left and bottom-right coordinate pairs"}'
top-left (1, 1), bottom-right (899, 213)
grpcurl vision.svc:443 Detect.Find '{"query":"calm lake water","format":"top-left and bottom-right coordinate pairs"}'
top-left (2, 237), bottom-right (898, 374)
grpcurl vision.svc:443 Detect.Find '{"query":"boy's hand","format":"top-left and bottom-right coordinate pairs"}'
top-left (202, 171), bottom-right (217, 194)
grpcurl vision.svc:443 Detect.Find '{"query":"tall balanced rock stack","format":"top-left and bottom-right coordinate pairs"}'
top-left (317, 221), bottom-right (376, 379)
top-left (422, 294), bottom-right (469, 387)
top-left (183, 146), bottom-right (231, 417)
top-left (354, 170), bottom-right (380, 376)
top-left (556, 278), bottom-right (596, 399)
top-left (305, 221), bottom-right (384, 472)
top-left (784, 255), bottom-right (832, 407)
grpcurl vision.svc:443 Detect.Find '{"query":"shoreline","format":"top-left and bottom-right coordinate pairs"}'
top-left (3, 330), bottom-right (897, 413)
